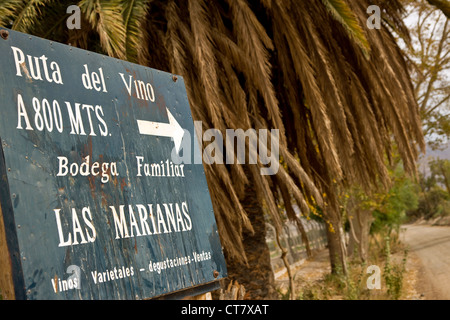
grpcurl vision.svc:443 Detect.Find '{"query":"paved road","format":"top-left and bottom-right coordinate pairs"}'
top-left (402, 224), bottom-right (450, 300)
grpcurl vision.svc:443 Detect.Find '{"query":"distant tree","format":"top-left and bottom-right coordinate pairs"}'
top-left (407, 158), bottom-right (450, 219)
top-left (370, 164), bottom-right (419, 235)
top-left (429, 158), bottom-right (450, 194)
top-left (399, 0), bottom-right (449, 149)
top-left (346, 159), bottom-right (418, 261)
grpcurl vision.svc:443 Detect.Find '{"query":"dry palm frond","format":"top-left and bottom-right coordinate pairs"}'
top-left (426, 0), bottom-right (450, 18)
top-left (154, 0), bottom-right (423, 267)
top-left (271, 0), bottom-right (344, 181)
top-left (226, 0), bottom-right (285, 143)
top-left (187, 0), bottom-right (223, 130)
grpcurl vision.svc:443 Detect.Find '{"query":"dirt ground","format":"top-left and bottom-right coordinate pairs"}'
top-left (274, 236), bottom-right (427, 300)
top-left (401, 224), bottom-right (450, 300)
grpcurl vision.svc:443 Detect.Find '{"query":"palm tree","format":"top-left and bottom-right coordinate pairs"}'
top-left (0, 0), bottom-right (428, 299)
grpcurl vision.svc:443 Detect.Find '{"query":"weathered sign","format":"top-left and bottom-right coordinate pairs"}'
top-left (0, 28), bottom-right (227, 300)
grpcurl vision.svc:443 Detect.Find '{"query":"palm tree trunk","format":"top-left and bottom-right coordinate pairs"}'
top-left (326, 209), bottom-right (348, 275)
top-left (346, 196), bottom-right (374, 261)
top-left (347, 208), bottom-right (373, 261)
top-left (224, 172), bottom-right (278, 300)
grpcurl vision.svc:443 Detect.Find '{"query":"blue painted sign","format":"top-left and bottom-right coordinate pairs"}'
top-left (0, 28), bottom-right (227, 300)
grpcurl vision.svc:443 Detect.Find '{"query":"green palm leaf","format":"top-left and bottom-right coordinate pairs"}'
top-left (0, 0), bottom-right (52, 32)
top-left (79, 0), bottom-right (126, 59)
top-left (320, 0), bottom-right (371, 58)
top-left (121, 0), bottom-right (149, 62)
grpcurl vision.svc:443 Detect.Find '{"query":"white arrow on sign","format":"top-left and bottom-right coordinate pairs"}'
top-left (137, 107), bottom-right (185, 153)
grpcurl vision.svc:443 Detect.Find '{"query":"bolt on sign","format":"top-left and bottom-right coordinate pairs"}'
top-left (0, 28), bottom-right (227, 300)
